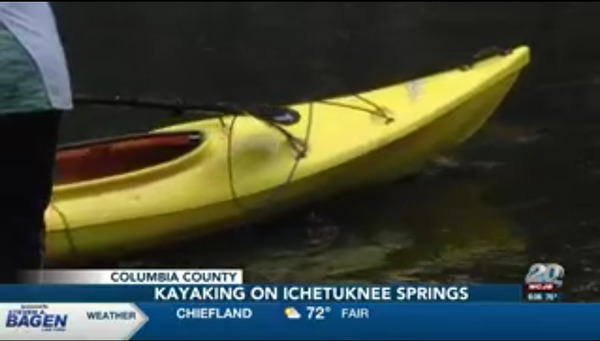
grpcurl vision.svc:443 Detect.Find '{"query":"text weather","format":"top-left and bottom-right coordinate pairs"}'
top-left (86, 310), bottom-right (138, 321)
top-left (5, 304), bottom-right (68, 332)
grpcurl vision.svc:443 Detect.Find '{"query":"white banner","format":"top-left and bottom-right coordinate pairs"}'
top-left (22, 269), bottom-right (244, 285)
top-left (0, 303), bottom-right (147, 340)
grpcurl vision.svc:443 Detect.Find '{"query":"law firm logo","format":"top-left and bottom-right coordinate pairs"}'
top-left (5, 304), bottom-right (68, 332)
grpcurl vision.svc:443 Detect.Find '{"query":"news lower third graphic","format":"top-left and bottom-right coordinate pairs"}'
top-left (0, 264), bottom-right (598, 340)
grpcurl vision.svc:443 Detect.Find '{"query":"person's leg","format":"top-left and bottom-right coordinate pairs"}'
top-left (0, 111), bottom-right (61, 283)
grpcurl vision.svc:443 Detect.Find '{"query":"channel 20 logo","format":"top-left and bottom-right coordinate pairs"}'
top-left (524, 263), bottom-right (565, 292)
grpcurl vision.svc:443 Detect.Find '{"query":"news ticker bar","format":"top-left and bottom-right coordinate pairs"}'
top-left (0, 284), bottom-right (525, 302)
top-left (0, 303), bottom-right (598, 340)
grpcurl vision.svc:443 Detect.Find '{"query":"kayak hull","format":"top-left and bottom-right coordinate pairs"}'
top-left (45, 47), bottom-right (530, 264)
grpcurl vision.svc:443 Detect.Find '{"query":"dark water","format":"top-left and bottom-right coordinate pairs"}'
top-left (50, 2), bottom-right (600, 301)
top-left (52, 2), bottom-right (596, 141)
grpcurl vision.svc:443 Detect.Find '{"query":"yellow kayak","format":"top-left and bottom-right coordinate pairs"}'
top-left (45, 46), bottom-right (530, 264)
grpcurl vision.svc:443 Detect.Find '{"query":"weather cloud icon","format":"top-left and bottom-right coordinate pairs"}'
top-left (284, 307), bottom-right (301, 320)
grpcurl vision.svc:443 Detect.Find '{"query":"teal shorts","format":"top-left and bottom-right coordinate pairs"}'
top-left (0, 24), bottom-right (53, 115)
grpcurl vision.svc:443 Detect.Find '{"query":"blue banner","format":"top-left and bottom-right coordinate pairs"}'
top-left (0, 284), bottom-right (521, 302)
top-left (0, 284), bottom-right (587, 339)
top-left (132, 303), bottom-right (599, 340)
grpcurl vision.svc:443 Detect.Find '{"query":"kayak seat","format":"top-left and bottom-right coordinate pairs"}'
top-left (54, 132), bottom-right (203, 186)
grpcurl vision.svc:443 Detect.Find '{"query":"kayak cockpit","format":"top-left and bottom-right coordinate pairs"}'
top-left (54, 131), bottom-right (204, 186)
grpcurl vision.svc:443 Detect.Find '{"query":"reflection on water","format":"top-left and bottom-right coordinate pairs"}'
top-left (121, 107), bottom-right (600, 302)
